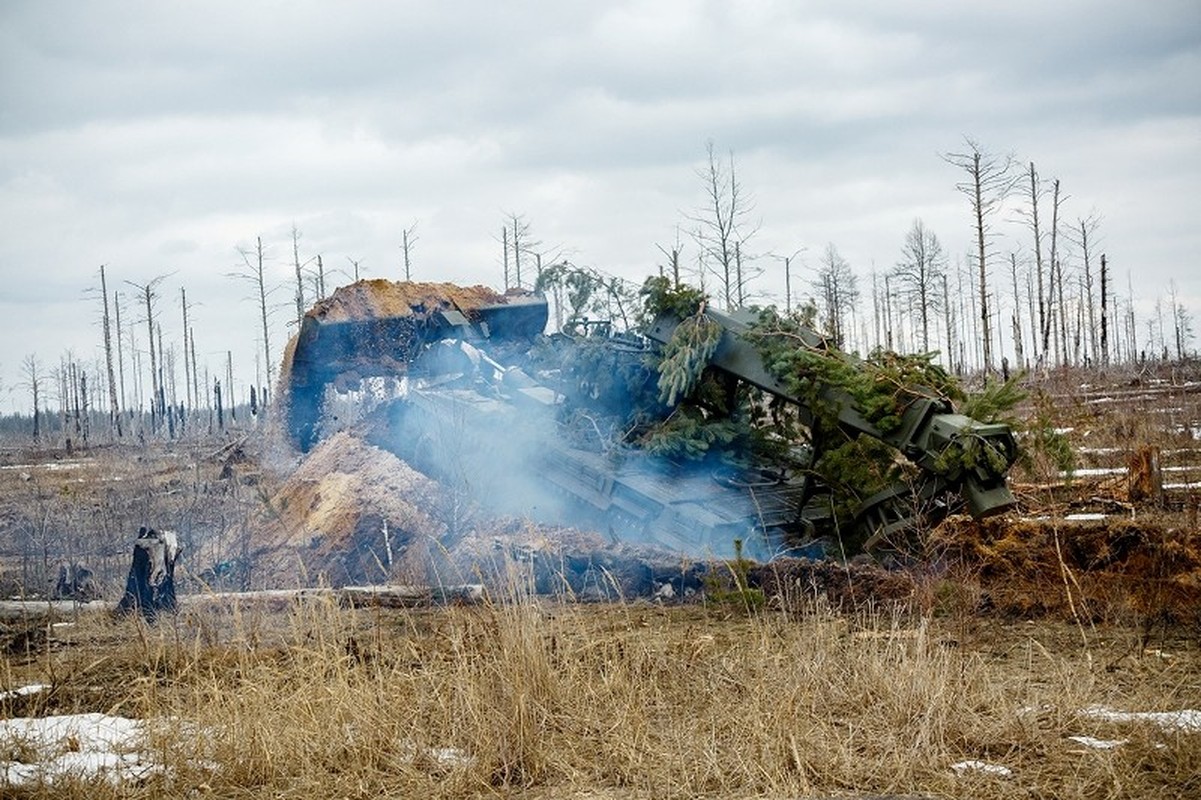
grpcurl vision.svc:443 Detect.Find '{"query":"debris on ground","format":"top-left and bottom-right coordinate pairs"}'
top-left (751, 557), bottom-right (917, 610)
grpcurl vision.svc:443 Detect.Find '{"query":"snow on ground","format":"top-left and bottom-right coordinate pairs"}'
top-left (0, 712), bottom-right (162, 787)
top-left (1067, 467), bottom-right (1128, 477)
top-left (0, 459), bottom-right (93, 472)
top-left (0, 684), bottom-right (48, 701)
top-left (951, 759), bottom-right (1013, 777)
top-left (0, 682), bottom-right (470, 788)
top-left (1080, 706), bottom-right (1201, 733)
top-left (1060, 464), bottom-right (1200, 478)
top-left (1068, 735), bottom-right (1128, 749)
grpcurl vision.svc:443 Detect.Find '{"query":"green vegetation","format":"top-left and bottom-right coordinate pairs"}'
top-left (703, 538), bottom-right (767, 611)
top-left (1020, 389), bottom-right (1078, 479)
top-left (557, 278), bottom-right (1028, 538)
top-left (638, 275), bottom-right (706, 320)
top-left (654, 312), bottom-right (723, 406)
top-left (748, 308), bottom-right (964, 434)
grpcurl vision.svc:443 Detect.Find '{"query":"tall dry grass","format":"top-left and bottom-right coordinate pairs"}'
top-left (4, 589), bottom-right (1199, 799)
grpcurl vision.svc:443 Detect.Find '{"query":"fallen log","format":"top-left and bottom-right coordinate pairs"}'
top-left (0, 600), bottom-right (109, 621)
top-left (175, 584), bottom-right (487, 611)
top-left (338, 583), bottom-right (485, 608)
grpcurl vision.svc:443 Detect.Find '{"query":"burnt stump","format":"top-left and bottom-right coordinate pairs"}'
top-left (116, 526), bottom-right (180, 619)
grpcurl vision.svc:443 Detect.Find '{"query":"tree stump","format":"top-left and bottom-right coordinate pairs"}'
top-left (54, 563), bottom-right (99, 601)
top-left (116, 527), bottom-right (180, 619)
top-left (1127, 446), bottom-right (1163, 506)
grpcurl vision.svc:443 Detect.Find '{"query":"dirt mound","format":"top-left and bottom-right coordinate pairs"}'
top-left (249, 431), bottom-right (695, 595)
top-left (930, 515), bottom-right (1201, 623)
top-left (308, 279), bottom-right (507, 324)
top-left (752, 558), bottom-right (918, 610)
top-left (250, 431), bottom-right (445, 587)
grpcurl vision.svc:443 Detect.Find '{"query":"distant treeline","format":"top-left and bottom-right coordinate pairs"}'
top-left (0, 402), bottom-right (262, 445)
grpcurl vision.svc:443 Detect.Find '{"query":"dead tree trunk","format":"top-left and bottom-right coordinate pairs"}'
top-left (1009, 253), bottom-right (1024, 369)
top-left (100, 265), bottom-right (122, 438)
top-left (1100, 254), bottom-right (1109, 364)
top-left (292, 224), bottom-right (306, 329)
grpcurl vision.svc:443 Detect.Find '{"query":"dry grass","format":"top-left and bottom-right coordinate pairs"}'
top-left (3, 588), bottom-right (1199, 799)
top-left (3, 363), bottom-right (1201, 797)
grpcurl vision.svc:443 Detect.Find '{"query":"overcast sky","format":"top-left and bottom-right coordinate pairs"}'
top-left (1, 1), bottom-right (1198, 413)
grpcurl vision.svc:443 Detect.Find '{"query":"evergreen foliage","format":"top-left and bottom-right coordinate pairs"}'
top-left (748, 309), bottom-right (964, 435)
top-left (1019, 390), bottom-right (1076, 479)
top-left (958, 375), bottom-right (1027, 425)
top-left (557, 336), bottom-right (661, 419)
top-left (931, 431), bottom-right (1014, 477)
top-left (813, 436), bottom-right (908, 522)
top-left (547, 275), bottom-right (1027, 542)
top-left (639, 275), bottom-right (706, 320)
top-left (640, 405), bottom-right (743, 460)
top-left (744, 308), bottom-right (1026, 527)
top-left (655, 313), bottom-right (722, 406)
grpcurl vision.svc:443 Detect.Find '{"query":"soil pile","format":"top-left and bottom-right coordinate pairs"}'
top-left (250, 430), bottom-right (701, 596)
top-left (307, 280), bottom-right (507, 324)
top-left (930, 514), bottom-right (1201, 623)
top-left (251, 431), bottom-right (444, 587)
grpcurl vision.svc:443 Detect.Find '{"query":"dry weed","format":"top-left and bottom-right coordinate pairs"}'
top-left (2, 592), bottom-right (1198, 799)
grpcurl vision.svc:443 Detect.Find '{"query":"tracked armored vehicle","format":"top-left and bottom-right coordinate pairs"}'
top-left (281, 279), bottom-right (1018, 560)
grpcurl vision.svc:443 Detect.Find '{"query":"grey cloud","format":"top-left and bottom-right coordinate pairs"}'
top-left (0, 1), bottom-right (1197, 401)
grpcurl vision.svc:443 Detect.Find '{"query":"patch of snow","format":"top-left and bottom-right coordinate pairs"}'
top-left (396, 740), bottom-right (476, 770)
top-left (1054, 427), bottom-right (1076, 435)
top-left (1064, 513), bottom-right (1108, 521)
top-left (951, 759), bottom-right (1012, 777)
top-left (0, 684), bottom-right (49, 700)
top-left (1068, 734), bottom-right (1127, 749)
top-left (0, 713), bottom-right (162, 787)
top-left (40, 461), bottom-right (92, 472)
top-left (1080, 706), bottom-right (1201, 733)
top-left (1066, 467), bottom-right (1127, 477)
top-left (427, 747), bottom-right (474, 768)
